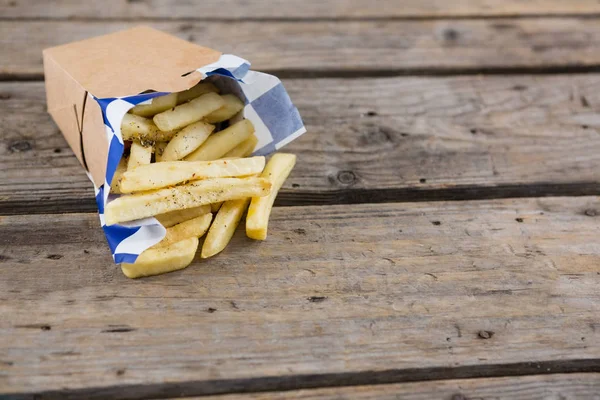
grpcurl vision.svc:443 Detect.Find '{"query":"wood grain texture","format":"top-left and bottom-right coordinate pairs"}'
top-left (1, 75), bottom-right (600, 213)
top-left (4, 18), bottom-right (600, 78)
top-left (1, 197), bottom-right (599, 397)
top-left (193, 373), bottom-right (600, 400)
top-left (2, 0), bottom-right (600, 19)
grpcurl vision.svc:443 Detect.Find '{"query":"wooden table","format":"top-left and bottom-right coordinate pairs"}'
top-left (1, 1), bottom-right (600, 398)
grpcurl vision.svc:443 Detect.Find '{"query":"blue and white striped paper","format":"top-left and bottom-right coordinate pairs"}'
top-left (92, 54), bottom-right (305, 263)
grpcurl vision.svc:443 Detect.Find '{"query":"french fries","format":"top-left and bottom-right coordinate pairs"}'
top-left (153, 92), bottom-right (224, 132)
top-left (121, 113), bottom-right (176, 142)
top-left (210, 202), bottom-right (223, 213)
top-left (177, 82), bottom-right (219, 104)
top-left (154, 141), bottom-right (168, 162)
top-left (155, 213), bottom-right (213, 248)
top-left (110, 157), bottom-right (128, 194)
top-left (204, 94), bottom-right (245, 124)
top-left (155, 205), bottom-right (211, 228)
top-left (121, 237), bottom-right (199, 279)
top-left (246, 153), bottom-right (296, 240)
top-left (161, 121), bottom-right (214, 161)
top-left (119, 156), bottom-right (266, 193)
top-left (117, 86), bottom-right (298, 279)
top-left (223, 134), bottom-right (258, 158)
top-left (127, 141), bottom-right (153, 169)
top-left (130, 93), bottom-right (178, 117)
top-left (185, 119), bottom-right (254, 161)
top-left (201, 198), bottom-right (250, 258)
top-left (105, 177), bottom-right (271, 225)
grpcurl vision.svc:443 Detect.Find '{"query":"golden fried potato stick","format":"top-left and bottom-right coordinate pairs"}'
top-left (154, 141), bottom-right (168, 162)
top-left (155, 213), bottom-right (213, 248)
top-left (155, 205), bottom-right (211, 228)
top-left (201, 198), bottom-right (250, 258)
top-left (121, 113), bottom-right (177, 142)
top-left (129, 93), bottom-right (177, 118)
top-left (121, 237), bottom-right (198, 279)
top-left (246, 153), bottom-right (296, 240)
top-left (119, 156), bottom-right (265, 193)
top-left (127, 141), bottom-right (153, 169)
top-left (153, 92), bottom-right (224, 132)
top-left (105, 177), bottom-right (271, 225)
top-left (204, 94), bottom-right (244, 124)
top-left (110, 157), bottom-right (128, 194)
top-left (222, 134), bottom-right (259, 158)
top-left (185, 119), bottom-right (254, 161)
top-left (177, 82), bottom-right (220, 104)
top-left (160, 121), bottom-right (214, 161)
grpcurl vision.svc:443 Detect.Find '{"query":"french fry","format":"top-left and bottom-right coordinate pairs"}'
top-left (121, 237), bottom-right (198, 279)
top-left (110, 157), bottom-right (128, 194)
top-left (177, 82), bottom-right (220, 104)
top-left (121, 113), bottom-right (177, 142)
top-left (155, 205), bottom-right (211, 228)
top-left (246, 153), bottom-right (296, 240)
top-left (210, 202), bottom-right (223, 213)
top-left (204, 94), bottom-right (244, 124)
top-left (153, 92), bottom-right (224, 132)
top-left (105, 177), bottom-right (271, 225)
top-left (155, 213), bottom-right (212, 248)
top-left (222, 134), bottom-right (258, 158)
top-left (161, 121), bottom-right (214, 161)
top-left (119, 156), bottom-right (266, 193)
top-left (127, 141), bottom-right (153, 169)
top-left (185, 119), bottom-right (254, 161)
top-left (201, 198), bottom-right (250, 258)
top-left (154, 141), bottom-right (168, 162)
top-left (129, 93), bottom-right (177, 118)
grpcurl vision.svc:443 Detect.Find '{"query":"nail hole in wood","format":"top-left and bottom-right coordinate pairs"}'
top-left (337, 170), bottom-right (357, 185)
top-left (8, 140), bottom-right (32, 153)
top-left (478, 330), bottom-right (494, 339)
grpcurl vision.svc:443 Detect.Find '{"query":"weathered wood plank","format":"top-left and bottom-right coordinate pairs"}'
top-left (2, 0), bottom-right (600, 19)
top-left (4, 18), bottom-right (600, 78)
top-left (194, 373), bottom-right (600, 400)
top-left (1, 75), bottom-right (600, 213)
top-left (1, 197), bottom-right (599, 397)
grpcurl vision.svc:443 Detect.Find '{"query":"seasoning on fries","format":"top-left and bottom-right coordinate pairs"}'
top-left (110, 83), bottom-right (297, 278)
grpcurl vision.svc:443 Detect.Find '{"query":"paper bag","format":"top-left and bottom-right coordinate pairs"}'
top-left (43, 26), bottom-right (305, 263)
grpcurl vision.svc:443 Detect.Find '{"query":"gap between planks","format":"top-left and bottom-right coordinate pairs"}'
top-left (1, 182), bottom-right (600, 216)
top-left (180, 373), bottom-right (600, 400)
top-left (4, 360), bottom-right (600, 399)
top-left (6, 14), bottom-right (600, 23)
top-left (4, 0), bottom-right (600, 20)
top-left (6, 18), bottom-right (600, 79)
top-left (8, 65), bottom-right (600, 82)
